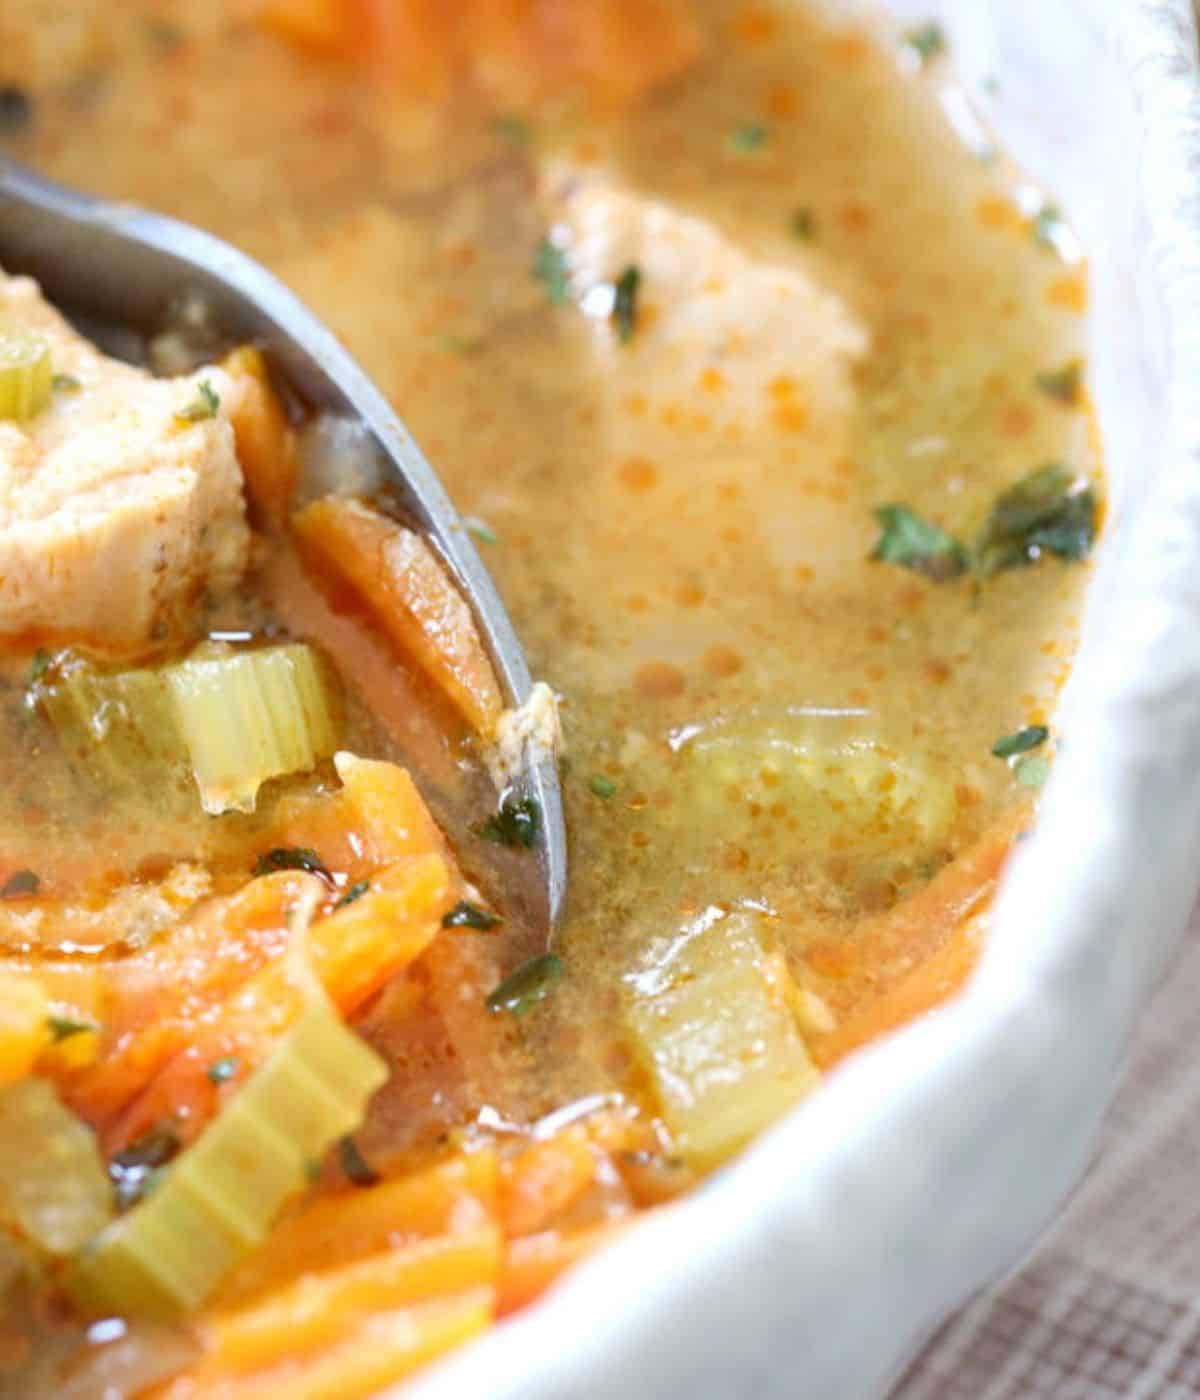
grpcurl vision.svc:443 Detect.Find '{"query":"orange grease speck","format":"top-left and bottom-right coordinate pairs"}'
top-left (634, 662), bottom-right (686, 699)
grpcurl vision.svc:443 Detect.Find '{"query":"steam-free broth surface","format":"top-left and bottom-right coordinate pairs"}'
top-left (0, 2), bottom-right (1100, 1392)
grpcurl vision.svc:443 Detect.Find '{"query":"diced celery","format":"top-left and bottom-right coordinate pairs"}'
top-left (39, 658), bottom-right (184, 788)
top-left (0, 1078), bottom-right (113, 1254)
top-left (676, 712), bottom-right (956, 861)
top-left (0, 329), bottom-right (52, 421)
top-left (71, 993), bottom-right (387, 1320)
top-left (36, 643), bottom-right (340, 814)
top-left (624, 912), bottom-right (819, 1168)
top-left (166, 643), bottom-right (340, 814)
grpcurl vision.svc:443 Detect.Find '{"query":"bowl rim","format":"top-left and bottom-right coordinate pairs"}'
top-left (403, 3), bottom-right (1200, 1396)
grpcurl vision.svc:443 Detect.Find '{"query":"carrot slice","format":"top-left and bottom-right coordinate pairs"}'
top-left (256, 0), bottom-right (352, 54)
top-left (266, 753), bottom-right (450, 884)
top-left (221, 346), bottom-right (299, 528)
top-left (310, 852), bottom-right (451, 1013)
top-left (202, 1227), bottom-right (501, 1372)
top-left (807, 808), bottom-right (1025, 1069)
top-left (61, 871), bottom-right (322, 1129)
top-left (159, 1289), bottom-right (492, 1400)
top-left (293, 496), bottom-right (503, 736)
top-left (497, 1218), bottom-right (634, 1316)
top-left (499, 1126), bottom-right (598, 1237)
top-left (216, 1151), bottom-right (498, 1308)
top-left (104, 852), bottom-right (450, 1154)
top-left (333, 752), bottom-right (449, 867)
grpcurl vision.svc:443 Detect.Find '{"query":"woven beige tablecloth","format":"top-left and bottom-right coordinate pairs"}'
top-left (894, 909), bottom-right (1200, 1399)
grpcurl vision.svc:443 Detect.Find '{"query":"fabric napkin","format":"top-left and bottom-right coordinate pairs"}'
top-left (896, 911), bottom-right (1200, 1399)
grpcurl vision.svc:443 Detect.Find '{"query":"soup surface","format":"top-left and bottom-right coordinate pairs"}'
top-left (0, 1), bottom-right (1100, 1393)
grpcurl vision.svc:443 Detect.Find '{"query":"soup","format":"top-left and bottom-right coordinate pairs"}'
top-left (0, 2), bottom-right (1100, 1393)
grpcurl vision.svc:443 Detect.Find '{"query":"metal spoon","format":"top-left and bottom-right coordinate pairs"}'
top-left (0, 158), bottom-right (567, 932)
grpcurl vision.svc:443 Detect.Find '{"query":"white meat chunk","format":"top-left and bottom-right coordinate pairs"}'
top-left (537, 160), bottom-right (869, 429)
top-left (0, 271), bottom-right (250, 649)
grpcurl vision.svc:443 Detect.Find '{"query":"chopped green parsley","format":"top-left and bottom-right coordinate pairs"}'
top-left (1035, 360), bottom-right (1083, 407)
top-left (442, 900), bottom-right (502, 931)
top-left (477, 794), bottom-right (541, 849)
top-left (904, 22), bottom-right (946, 65)
top-left (486, 953), bottom-right (565, 1016)
top-left (991, 725), bottom-right (1049, 760)
top-left (206, 1055), bottom-right (240, 1084)
top-left (729, 123), bottom-right (769, 153)
top-left (533, 238), bottom-right (571, 305)
top-left (869, 505), bottom-right (968, 581)
top-left (612, 265), bottom-right (641, 345)
top-left (175, 379), bottom-right (220, 424)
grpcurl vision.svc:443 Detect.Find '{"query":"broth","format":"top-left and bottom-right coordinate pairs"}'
top-left (0, 1), bottom-right (1100, 1391)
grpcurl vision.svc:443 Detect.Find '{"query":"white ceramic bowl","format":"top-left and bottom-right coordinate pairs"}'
top-left (405, 3), bottom-right (1200, 1395)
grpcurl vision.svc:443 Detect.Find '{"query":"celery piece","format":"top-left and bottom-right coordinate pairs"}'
top-left (71, 995), bottom-right (387, 1320)
top-left (166, 643), bottom-right (339, 814)
top-left (38, 644), bottom-right (340, 814)
top-left (39, 659), bottom-right (184, 788)
top-left (0, 1078), bottom-right (113, 1254)
top-left (624, 912), bottom-right (819, 1168)
top-left (0, 329), bottom-right (52, 421)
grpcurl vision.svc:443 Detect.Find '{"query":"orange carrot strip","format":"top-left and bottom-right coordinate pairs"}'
top-left (333, 753), bottom-right (449, 867)
top-left (807, 807), bottom-right (1025, 1069)
top-left (499, 1126), bottom-right (598, 1237)
top-left (256, 0), bottom-right (353, 54)
top-left (497, 1218), bottom-right (634, 1316)
top-left (293, 496), bottom-right (503, 736)
top-left (221, 346), bottom-right (299, 528)
top-left (216, 1151), bottom-right (498, 1308)
top-left (263, 546), bottom-right (468, 801)
top-left (203, 1227), bottom-right (501, 1373)
top-left (104, 853), bottom-right (450, 1154)
top-left (160, 1289), bottom-right (493, 1400)
top-left (61, 871), bottom-right (321, 1130)
top-left (812, 909), bottom-right (986, 1069)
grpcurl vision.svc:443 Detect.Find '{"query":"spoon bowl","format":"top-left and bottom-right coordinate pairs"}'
top-left (0, 157), bottom-right (567, 933)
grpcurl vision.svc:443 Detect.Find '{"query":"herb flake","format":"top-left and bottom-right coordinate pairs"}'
top-left (494, 114), bottom-right (531, 146)
top-left (486, 953), bottom-right (564, 1016)
top-left (1032, 204), bottom-right (1065, 251)
top-left (790, 207), bottom-right (817, 241)
top-left (339, 1135), bottom-right (380, 1188)
top-left (27, 649), bottom-right (50, 685)
top-left (991, 725), bottom-right (1049, 760)
top-left (334, 880), bottom-right (370, 910)
top-left (1035, 360), bottom-right (1083, 407)
top-left (477, 793), bottom-right (541, 849)
top-left (589, 774), bottom-right (617, 800)
top-left (869, 504), bottom-right (968, 581)
top-left (611, 265), bottom-right (641, 345)
top-left (974, 463), bottom-right (1096, 575)
top-left (48, 1015), bottom-right (97, 1042)
top-left (533, 238), bottom-right (570, 306)
top-left (442, 900), bottom-right (502, 931)
top-left (729, 123), bottom-right (769, 153)
top-left (175, 379), bottom-right (220, 424)
top-left (109, 1125), bottom-right (181, 1211)
top-left (0, 86), bottom-right (33, 135)
top-left (253, 847), bottom-right (332, 880)
top-left (51, 373), bottom-right (82, 394)
top-left (463, 516), bottom-right (499, 545)
top-left (206, 1055), bottom-right (240, 1084)
top-left (0, 869), bottom-right (39, 900)
top-left (904, 22), bottom-right (946, 65)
